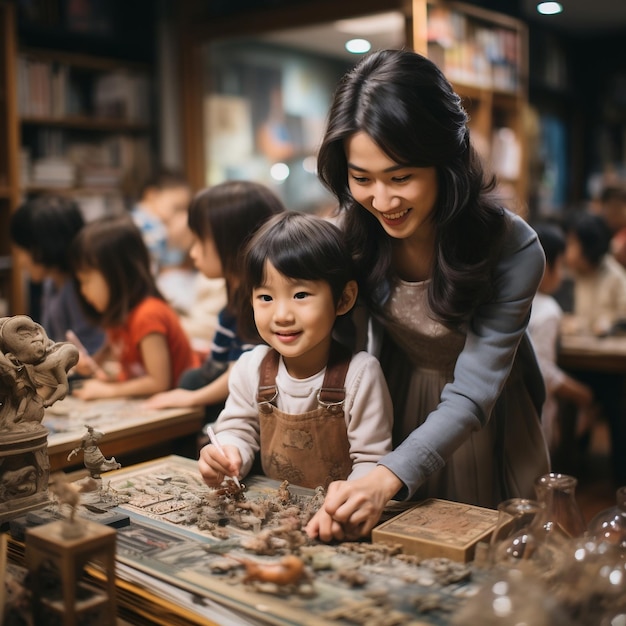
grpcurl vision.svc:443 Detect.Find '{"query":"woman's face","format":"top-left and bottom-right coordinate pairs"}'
top-left (345, 131), bottom-right (438, 242)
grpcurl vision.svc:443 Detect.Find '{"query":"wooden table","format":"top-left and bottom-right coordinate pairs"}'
top-left (44, 397), bottom-right (204, 472)
top-left (558, 334), bottom-right (626, 373)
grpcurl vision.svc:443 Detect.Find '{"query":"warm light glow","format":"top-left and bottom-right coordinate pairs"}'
top-left (345, 38), bottom-right (371, 54)
top-left (537, 2), bottom-right (563, 15)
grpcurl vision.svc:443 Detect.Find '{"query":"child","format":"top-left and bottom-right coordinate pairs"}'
top-left (528, 222), bottom-right (594, 451)
top-left (198, 212), bottom-right (393, 490)
top-left (131, 168), bottom-right (193, 274)
top-left (563, 211), bottom-right (626, 336)
top-left (70, 215), bottom-right (199, 400)
top-left (9, 195), bottom-right (105, 354)
top-left (143, 180), bottom-right (286, 424)
top-left (563, 212), bottom-right (626, 485)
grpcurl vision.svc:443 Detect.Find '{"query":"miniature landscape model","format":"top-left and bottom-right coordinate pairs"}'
top-left (58, 455), bottom-right (483, 626)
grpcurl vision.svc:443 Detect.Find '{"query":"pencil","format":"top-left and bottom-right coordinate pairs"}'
top-left (206, 425), bottom-right (241, 488)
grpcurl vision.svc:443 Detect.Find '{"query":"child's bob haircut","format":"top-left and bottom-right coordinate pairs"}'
top-left (239, 211), bottom-right (355, 339)
top-left (71, 214), bottom-right (162, 327)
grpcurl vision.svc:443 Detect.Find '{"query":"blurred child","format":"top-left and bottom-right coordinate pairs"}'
top-left (70, 215), bottom-right (199, 400)
top-left (528, 222), bottom-right (594, 450)
top-left (144, 181), bottom-right (286, 423)
top-left (131, 168), bottom-right (193, 274)
top-left (563, 212), bottom-right (626, 337)
top-left (563, 212), bottom-right (626, 485)
top-left (9, 195), bottom-right (105, 354)
top-left (198, 212), bottom-right (393, 489)
top-left (598, 184), bottom-right (626, 269)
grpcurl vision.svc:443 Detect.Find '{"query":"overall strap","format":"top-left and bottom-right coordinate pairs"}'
top-left (318, 341), bottom-right (352, 406)
top-left (256, 348), bottom-right (280, 404)
top-left (256, 342), bottom-right (352, 406)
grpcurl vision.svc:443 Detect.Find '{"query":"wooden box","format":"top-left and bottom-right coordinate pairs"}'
top-left (372, 498), bottom-right (499, 563)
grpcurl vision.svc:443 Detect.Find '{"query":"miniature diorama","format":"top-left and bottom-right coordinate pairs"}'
top-left (0, 315), bottom-right (78, 524)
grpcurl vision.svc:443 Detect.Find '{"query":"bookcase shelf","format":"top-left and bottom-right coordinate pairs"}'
top-left (0, 0), bottom-right (156, 315)
top-left (21, 116), bottom-right (152, 132)
top-left (412, 0), bottom-right (529, 214)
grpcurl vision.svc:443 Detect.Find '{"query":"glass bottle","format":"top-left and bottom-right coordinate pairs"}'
top-left (489, 498), bottom-right (545, 566)
top-left (533, 472), bottom-right (587, 541)
top-left (587, 486), bottom-right (626, 550)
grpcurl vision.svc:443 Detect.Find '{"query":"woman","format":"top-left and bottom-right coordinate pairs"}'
top-left (305, 49), bottom-right (550, 542)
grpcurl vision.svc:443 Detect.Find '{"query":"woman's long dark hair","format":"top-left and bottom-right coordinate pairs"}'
top-left (71, 215), bottom-right (162, 327)
top-left (187, 180), bottom-right (286, 315)
top-left (318, 49), bottom-right (507, 326)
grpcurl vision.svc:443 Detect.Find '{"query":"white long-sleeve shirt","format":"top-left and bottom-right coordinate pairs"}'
top-left (214, 344), bottom-right (393, 480)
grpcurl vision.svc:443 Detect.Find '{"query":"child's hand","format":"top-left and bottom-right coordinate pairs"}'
top-left (72, 379), bottom-right (117, 401)
top-left (142, 388), bottom-right (197, 410)
top-left (198, 443), bottom-right (242, 487)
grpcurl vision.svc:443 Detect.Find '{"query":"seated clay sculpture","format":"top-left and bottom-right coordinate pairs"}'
top-left (0, 315), bottom-right (78, 431)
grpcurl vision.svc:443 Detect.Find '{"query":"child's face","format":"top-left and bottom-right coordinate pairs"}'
top-left (189, 234), bottom-right (223, 279)
top-left (148, 186), bottom-right (191, 223)
top-left (564, 233), bottom-right (593, 275)
top-left (76, 268), bottom-right (109, 313)
top-left (251, 261), bottom-right (340, 379)
top-left (539, 255), bottom-right (564, 295)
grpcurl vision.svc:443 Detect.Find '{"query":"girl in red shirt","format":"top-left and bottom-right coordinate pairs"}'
top-left (70, 215), bottom-right (199, 400)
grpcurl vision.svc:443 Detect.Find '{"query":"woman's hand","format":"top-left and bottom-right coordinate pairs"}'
top-left (305, 465), bottom-right (402, 542)
top-left (143, 388), bottom-right (198, 410)
top-left (198, 443), bottom-right (242, 487)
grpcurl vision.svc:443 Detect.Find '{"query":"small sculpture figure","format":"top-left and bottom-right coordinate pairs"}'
top-left (67, 425), bottom-right (121, 479)
top-left (50, 472), bottom-right (80, 522)
top-left (0, 315), bottom-right (78, 430)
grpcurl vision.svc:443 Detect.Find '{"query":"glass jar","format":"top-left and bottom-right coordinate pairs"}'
top-left (587, 486), bottom-right (626, 550)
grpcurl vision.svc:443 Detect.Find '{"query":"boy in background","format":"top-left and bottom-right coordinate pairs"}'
top-left (528, 221), bottom-right (594, 453)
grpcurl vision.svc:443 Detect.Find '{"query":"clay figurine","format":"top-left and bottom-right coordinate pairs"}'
top-left (0, 315), bottom-right (78, 430)
top-left (67, 425), bottom-right (121, 478)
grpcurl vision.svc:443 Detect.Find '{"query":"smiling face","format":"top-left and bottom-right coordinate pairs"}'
top-left (345, 131), bottom-right (439, 242)
top-left (252, 261), bottom-right (355, 379)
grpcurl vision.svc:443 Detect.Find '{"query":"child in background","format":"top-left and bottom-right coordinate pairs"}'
top-left (563, 212), bottom-right (626, 485)
top-left (144, 181), bottom-right (286, 424)
top-left (528, 222), bottom-right (594, 451)
top-left (563, 212), bottom-right (626, 337)
top-left (198, 212), bottom-right (393, 490)
top-left (9, 195), bottom-right (105, 354)
top-left (598, 184), bottom-right (626, 269)
top-left (70, 215), bottom-right (199, 400)
top-left (131, 168), bottom-right (193, 275)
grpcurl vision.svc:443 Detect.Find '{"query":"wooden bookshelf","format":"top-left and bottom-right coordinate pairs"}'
top-left (0, 1), bottom-right (21, 315)
top-left (0, 1), bottom-right (156, 314)
top-left (412, 0), bottom-right (529, 215)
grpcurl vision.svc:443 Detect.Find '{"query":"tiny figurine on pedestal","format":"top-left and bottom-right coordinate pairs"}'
top-left (50, 472), bottom-right (82, 538)
top-left (67, 425), bottom-right (121, 479)
top-left (0, 315), bottom-right (79, 524)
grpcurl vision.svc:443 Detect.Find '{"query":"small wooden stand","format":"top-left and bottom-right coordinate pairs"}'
top-left (25, 519), bottom-right (116, 626)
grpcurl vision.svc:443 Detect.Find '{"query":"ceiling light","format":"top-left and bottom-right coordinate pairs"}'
top-left (537, 2), bottom-right (563, 15)
top-left (345, 38), bottom-right (371, 54)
